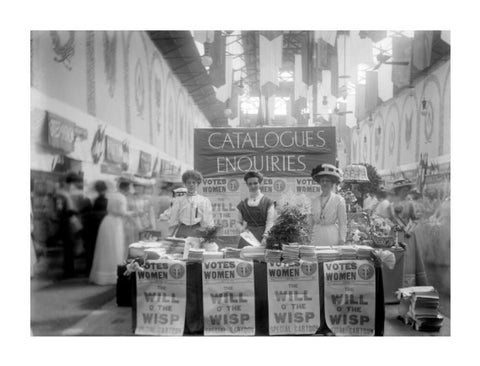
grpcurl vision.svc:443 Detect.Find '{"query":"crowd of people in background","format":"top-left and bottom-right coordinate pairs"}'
top-left (30, 165), bottom-right (450, 288)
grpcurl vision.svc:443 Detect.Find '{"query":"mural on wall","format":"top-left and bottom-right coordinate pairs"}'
top-left (103, 31), bottom-right (117, 98)
top-left (50, 31), bottom-right (75, 71)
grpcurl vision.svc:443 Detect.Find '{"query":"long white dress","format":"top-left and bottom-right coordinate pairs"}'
top-left (89, 192), bottom-right (128, 285)
top-left (311, 193), bottom-right (347, 246)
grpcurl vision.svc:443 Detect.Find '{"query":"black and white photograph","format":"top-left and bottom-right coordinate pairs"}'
top-left (3, 0), bottom-right (479, 365)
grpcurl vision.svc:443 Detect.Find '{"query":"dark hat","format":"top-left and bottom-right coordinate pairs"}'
top-left (311, 163), bottom-right (342, 182)
top-left (387, 178), bottom-right (414, 194)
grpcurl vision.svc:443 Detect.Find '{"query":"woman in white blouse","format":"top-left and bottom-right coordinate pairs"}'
top-left (310, 164), bottom-right (347, 246)
top-left (168, 170), bottom-right (214, 238)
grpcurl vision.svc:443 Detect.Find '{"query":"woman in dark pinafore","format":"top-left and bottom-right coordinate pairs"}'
top-left (235, 171), bottom-right (275, 248)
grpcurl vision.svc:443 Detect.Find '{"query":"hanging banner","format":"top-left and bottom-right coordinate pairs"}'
top-left (138, 150), bottom-right (152, 176)
top-left (135, 260), bottom-right (187, 336)
top-left (194, 127), bottom-right (336, 178)
top-left (202, 259), bottom-right (256, 336)
top-left (324, 260), bottom-right (376, 336)
top-left (267, 261), bottom-right (321, 335)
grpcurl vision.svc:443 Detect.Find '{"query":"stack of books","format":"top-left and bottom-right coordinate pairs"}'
top-left (223, 247), bottom-right (242, 259)
top-left (240, 246), bottom-right (265, 261)
top-left (315, 248), bottom-right (341, 262)
top-left (282, 244), bottom-right (300, 263)
top-left (299, 245), bottom-right (316, 261)
top-left (354, 245), bottom-right (375, 260)
top-left (203, 251), bottom-right (224, 261)
top-left (187, 248), bottom-right (205, 262)
top-left (264, 249), bottom-right (283, 263)
top-left (339, 245), bottom-right (357, 260)
top-left (396, 286), bottom-right (444, 332)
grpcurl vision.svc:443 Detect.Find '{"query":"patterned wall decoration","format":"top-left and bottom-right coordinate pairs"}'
top-left (399, 93), bottom-right (418, 165)
top-left (372, 113), bottom-right (384, 168)
top-left (385, 103), bottom-right (400, 168)
top-left (441, 66), bottom-right (450, 155)
top-left (419, 74), bottom-right (442, 159)
top-left (103, 31), bottom-right (117, 98)
top-left (134, 59), bottom-right (145, 116)
top-left (360, 124), bottom-right (371, 164)
top-left (31, 31), bottom-right (212, 168)
top-left (127, 32), bottom-right (150, 143)
top-left (50, 31), bottom-right (75, 71)
top-left (150, 53), bottom-right (164, 148)
top-left (351, 131), bottom-right (359, 163)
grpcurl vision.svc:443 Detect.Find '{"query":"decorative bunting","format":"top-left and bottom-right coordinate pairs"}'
top-left (209, 31), bottom-right (226, 88)
top-left (391, 36), bottom-right (412, 90)
top-left (365, 71), bottom-right (379, 112)
top-left (412, 31), bottom-right (434, 71)
top-left (314, 31), bottom-right (337, 46)
top-left (259, 31), bottom-right (283, 97)
top-left (355, 83), bottom-right (366, 121)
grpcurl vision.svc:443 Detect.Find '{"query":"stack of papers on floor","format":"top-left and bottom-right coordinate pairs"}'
top-left (264, 249), bottom-right (283, 263)
top-left (315, 248), bottom-right (341, 262)
top-left (240, 246), bottom-right (265, 261)
top-left (282, 244), bottom-right (300, 263)
top-left (299, 245), bottom-right (316, 261)
top-left (203, 251), bottom-right (224, 261)
top-left (339, 245), bottom-right (357, 260)
top-left (396, 286), bottom-right (444, 331)
top-left (187, 248), bottom-right (205, 262)
top-left (224, 247), bottom-right (242, 259)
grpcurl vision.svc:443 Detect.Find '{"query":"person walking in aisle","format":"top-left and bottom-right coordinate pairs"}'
top-left (89, 178), bottom-right (135, 285)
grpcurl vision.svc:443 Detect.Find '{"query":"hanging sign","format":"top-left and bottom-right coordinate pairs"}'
top-left (267, 261), bottom-right (321, 335)
top-left (47, 112), bottom-right (87, 153)
top-left (194, 127), bottom-right (336, 178)
top-left (202, 259), bottom-right (256, 336)
top-left (135, 260), bottom-right (187, 336)
top-left (324, 260), bottom-right (376, 336)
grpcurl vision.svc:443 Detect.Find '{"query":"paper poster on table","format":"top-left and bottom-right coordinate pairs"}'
top-left (267, 261), bottom-right (321, 335)
top-left (202, 259), bottom-right (255, 336)
top-left (324, 260), bottom-right (376, 336)
top-left (135, 260), bottom-right (187, 336)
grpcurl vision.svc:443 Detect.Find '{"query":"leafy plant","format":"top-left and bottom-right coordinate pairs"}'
top-left (265, 194), bottom-right (311, 250)
top-left (196, 225), bottom-right (221, 243)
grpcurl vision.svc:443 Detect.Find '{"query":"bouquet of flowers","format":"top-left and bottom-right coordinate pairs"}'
top-left (346, 211), bottom-right (370, 243)
top-left (266, 191), bottom-right (311, 250)
top-left (369, 214), bottom-right (394, 247)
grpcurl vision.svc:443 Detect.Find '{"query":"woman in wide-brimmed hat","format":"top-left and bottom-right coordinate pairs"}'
top-left (309, 163), bottom-right (347, 246)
